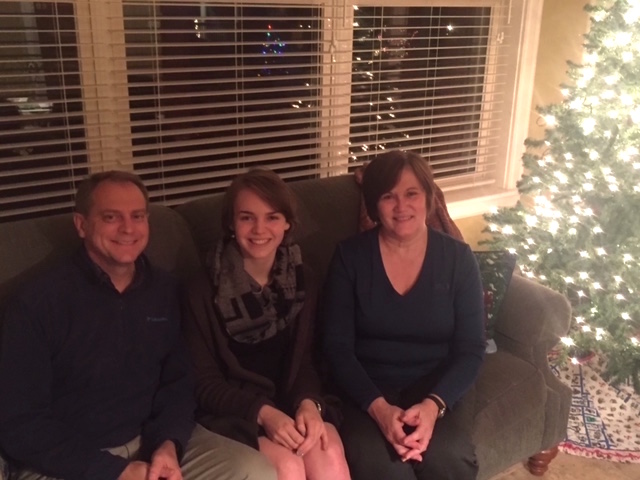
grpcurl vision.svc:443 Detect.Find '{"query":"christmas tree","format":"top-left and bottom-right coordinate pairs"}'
top-left (482, 0), bottom-right (640, 391)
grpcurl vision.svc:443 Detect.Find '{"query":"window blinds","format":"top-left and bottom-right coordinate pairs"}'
top-left (0, 0), bottom-right (516, 221)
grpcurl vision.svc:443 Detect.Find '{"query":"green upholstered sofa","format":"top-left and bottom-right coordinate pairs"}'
top-left (0, 174), bottom-right (571, 480)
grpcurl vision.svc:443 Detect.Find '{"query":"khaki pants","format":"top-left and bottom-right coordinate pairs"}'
top-left (13, 424), bottom-right (276, 480)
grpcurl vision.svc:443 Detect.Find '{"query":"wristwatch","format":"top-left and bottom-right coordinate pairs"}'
top-left (427, 394), bottom-right (446, 419)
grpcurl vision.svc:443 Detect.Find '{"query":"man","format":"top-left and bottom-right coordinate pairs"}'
top-left (0, 171), bottom-right (276, 480)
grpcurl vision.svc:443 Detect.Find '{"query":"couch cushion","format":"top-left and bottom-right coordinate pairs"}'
top-left (145, 205), bottom-right (203, 283)
top-left (288, 175), bottom-right (360, 280)
top-left (0, 213), bottom-right (81, 315)
top-left (474, 350), bottom-right (546, 433)
top-left (473, 351), bottom-right (547, 478)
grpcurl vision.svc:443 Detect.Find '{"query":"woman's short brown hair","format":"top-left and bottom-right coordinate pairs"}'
top-left (221, 169), bottom-right (298, 237)
top-left (361, 150), bottom-right (437, 223)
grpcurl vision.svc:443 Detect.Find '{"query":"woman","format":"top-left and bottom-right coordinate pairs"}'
top-left (182, 169), bottom-right (350, 480)
top-left (323, 151), bottom-right (486, 480)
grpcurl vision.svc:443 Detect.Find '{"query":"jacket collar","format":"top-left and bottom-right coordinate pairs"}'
top-left (74, 246), bottom-right (149, 292)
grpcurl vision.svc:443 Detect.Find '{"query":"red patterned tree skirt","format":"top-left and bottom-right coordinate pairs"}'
top-left (552, 355), bottom-right (640, 463)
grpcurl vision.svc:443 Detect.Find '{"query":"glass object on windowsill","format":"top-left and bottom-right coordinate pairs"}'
top-left (6, 96), bottom-right (53, 115)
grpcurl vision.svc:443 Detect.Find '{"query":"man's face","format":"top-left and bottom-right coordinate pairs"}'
top-left (73, 180), bottom-right (149, 277)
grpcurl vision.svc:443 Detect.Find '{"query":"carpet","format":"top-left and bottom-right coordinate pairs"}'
top-left (552, 355), bottom-right (640, 462)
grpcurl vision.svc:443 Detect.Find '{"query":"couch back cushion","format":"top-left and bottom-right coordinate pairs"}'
top-left (0, 205), bottom-right (202, 319)
top-left (176, 174), bottom-right (361, 282)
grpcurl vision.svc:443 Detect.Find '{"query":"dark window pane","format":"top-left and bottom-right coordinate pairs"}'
top-left (350, 6), bottom-right (490, 177)
top-left (0, 1), bottom-right (88, 222)
top-left (124, 3), bottom-right (322, 201)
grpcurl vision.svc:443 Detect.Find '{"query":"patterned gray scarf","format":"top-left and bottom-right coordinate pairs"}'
top-left (208, 238), bottom-right (306, 344)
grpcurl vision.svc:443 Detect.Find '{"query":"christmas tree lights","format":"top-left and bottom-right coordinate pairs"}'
top-left (483, 0), bottom-right (640, 391)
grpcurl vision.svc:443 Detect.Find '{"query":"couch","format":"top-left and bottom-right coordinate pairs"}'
top-left (0, 174), bottom-right (571, 480)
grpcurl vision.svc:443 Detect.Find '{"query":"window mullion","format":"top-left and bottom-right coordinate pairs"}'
top-left (76, 0), bottom-right (132, 171)
top-left (474, 1), bottom-right (507, 185)
top-left (321, 0), bottom-right (353, 176)
top-left (501, 0), bottom-right (542, 189)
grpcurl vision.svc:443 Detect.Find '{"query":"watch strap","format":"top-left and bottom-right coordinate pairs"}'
top-left (426, 394), bottom-right (446, 418)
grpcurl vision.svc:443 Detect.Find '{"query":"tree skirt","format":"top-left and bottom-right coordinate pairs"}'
top-left (552, 356), bottom-right (640, 462)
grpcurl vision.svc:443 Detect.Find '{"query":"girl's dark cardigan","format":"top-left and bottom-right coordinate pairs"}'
top-left (181, 265), bottom-right (330, 448)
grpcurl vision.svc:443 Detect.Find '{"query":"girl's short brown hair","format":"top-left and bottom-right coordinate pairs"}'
top-left (361, 150), bottom-right (437, 223)
top-left (221, 169), bottom-right (298, 237)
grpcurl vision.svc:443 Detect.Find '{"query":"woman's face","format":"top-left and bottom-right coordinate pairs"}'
top-left (376, 167), bottom-right (428, 241)
top-left (232, 188), bottom-right (290, 263)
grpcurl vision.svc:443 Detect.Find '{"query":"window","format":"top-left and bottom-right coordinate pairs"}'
top-left (0, 2), bottom-right (88, 219)
top-left (0, 0), bottom-right (543, 222)
top-left (125, 3), bottom-right (323, 202)
top-left (350, 6), bottom-right (493, 177)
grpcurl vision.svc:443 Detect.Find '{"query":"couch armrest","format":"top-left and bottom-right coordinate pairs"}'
top-left (494, 273), bottom-right (573, 449)
top-left (494, 273), bottom-right (571, 363)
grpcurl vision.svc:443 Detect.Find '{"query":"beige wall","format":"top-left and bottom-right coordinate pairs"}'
top-left (528, 0), bottom-right (591, 140)
top-left (459, 0), bottom-right (591, 249)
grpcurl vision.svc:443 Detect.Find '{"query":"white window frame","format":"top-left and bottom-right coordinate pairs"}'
top-left (442, 0), bottom-right (543, 218)
top-left (73, 0), bottom-right (543, 218)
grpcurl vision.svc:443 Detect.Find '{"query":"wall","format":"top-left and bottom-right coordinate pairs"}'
top-left (459, 0), bottom-right (590, 249)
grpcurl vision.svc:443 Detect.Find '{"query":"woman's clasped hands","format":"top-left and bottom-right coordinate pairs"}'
top-left (367, 396), bottom-right (440, 463)
top-left (257, 399), bottom-right (328, 457)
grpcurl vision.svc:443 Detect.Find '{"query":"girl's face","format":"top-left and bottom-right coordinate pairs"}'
top-left (232, 188), bottom-right (290, 264)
